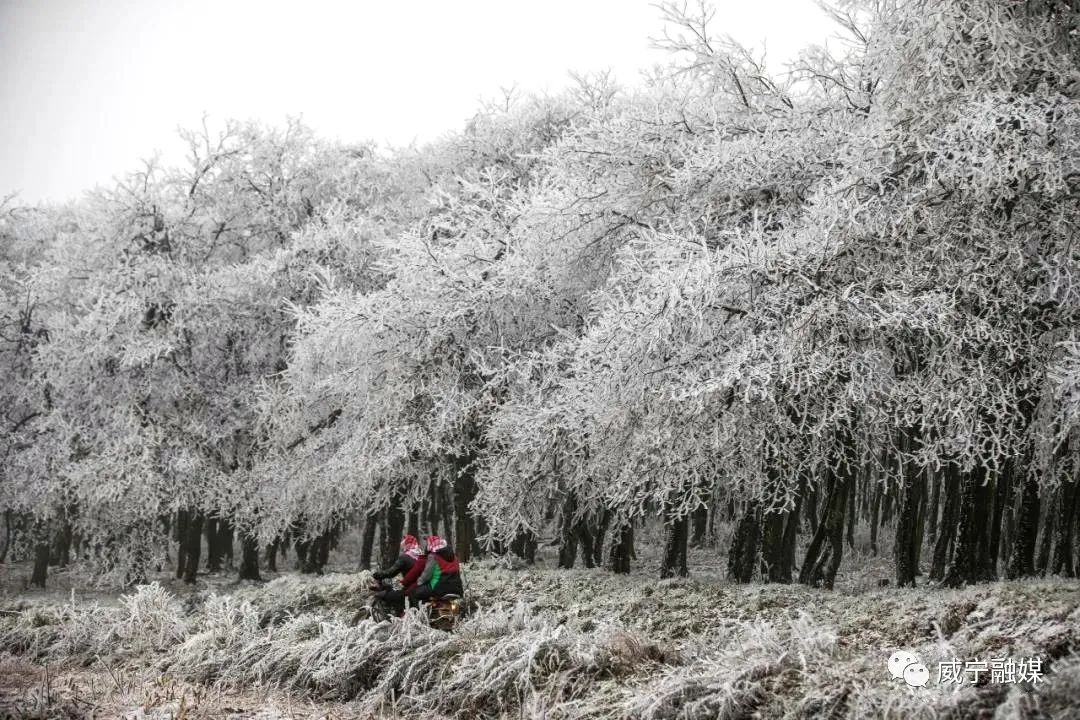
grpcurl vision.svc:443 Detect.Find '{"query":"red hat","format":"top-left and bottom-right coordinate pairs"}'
top-left (425, 534), bottom-right (447, 553)
top-left (400, 534), bottom-right (423, 558)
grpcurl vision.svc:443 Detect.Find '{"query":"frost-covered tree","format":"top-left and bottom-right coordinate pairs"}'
top-left (2, 120), bottom-right (406, 584)
top-left (4, 0), bottom-right (1078, 591)
top-left (478, 0), bottom-right (1080, 585)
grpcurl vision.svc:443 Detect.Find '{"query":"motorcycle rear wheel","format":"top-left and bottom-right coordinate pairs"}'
top-left (368, 599), bottom-right (391, 623)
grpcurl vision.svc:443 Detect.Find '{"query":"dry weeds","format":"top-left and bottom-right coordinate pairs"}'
top-left (0, 564), bottom-right (1078, 719)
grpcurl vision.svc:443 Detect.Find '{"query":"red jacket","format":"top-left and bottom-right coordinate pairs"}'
top-left (401, 552), bottom-right (425, 594)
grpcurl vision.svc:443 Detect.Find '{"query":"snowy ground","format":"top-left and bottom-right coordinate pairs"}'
top-left (1, 547), bottom-right (1078, 719)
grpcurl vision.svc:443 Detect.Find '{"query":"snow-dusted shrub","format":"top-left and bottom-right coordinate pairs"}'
top-left (0, 599), bottom-right (122, 660)
top-left (116, 582), bottom-right (189, 653)
top-left (622, 612), bottom-right (837, 720)
top-left (231, 572), bottom-right (370, 626)
top-left (229, 613), bottom-right (326, 687)
top-left (165, 594), bottom-right (264, 682)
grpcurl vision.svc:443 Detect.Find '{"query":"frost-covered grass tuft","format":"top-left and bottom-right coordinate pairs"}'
top-left (0, 598), bottom-right (120, 660)
top-left (117, 582), bottom-right (190, 653)
top-left (622, 612), bottom-right (836, 720)
top-left (0, 582), bottom-right (191, 661)
top-left (229, 571), bottom-right (372, 626)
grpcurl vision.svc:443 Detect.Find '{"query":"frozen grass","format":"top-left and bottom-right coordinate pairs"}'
top-left (1, 567), bottom-right (1079, 719)
top-left (0, 582), bottom-right (188, 661)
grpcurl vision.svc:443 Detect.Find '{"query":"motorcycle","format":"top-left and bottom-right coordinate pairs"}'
top-left (427, 593), bottom-right (464, 631)
top-left (354, 577), bottom-right (464, 630)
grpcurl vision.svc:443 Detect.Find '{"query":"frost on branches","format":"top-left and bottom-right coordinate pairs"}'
top-left (1, 1), bottom-right (1079, 590)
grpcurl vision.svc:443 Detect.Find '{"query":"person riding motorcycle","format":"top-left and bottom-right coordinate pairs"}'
top-left (370, 534), bottom-right (426, 615)
top-left (412, 534), bottom-right (464, 601)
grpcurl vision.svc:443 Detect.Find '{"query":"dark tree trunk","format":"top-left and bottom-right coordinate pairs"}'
top-left (577, 526), bottom-right (597, 568)
top-left (914, 472), bottom-right (928, 575)
top-left (182, 512), bottom-right (204, 584)
top-left (799, 448), bottom-right (853, 592)
top-left (510, 531), bottom-right (537, 564)
top-left (895, 424), bottom-right (924, 587)
top-left (382, 502), bottom-right (406, 569)
top-left (779, 484), bottom-right (804, 584)
top-left (1036, 488), bottom-right (1058, 576)
top-left (440, 482), bottom-right (454, 547)
top-left (988, 462), bottom-right (1012, 576)
top-left (925, 468), bottom-right (941, 553)
top-left (591, 509), bottom-right (611, 567)
top-left (1002, 479), bottom-right (1017, 572)
top-left (931, 464), bottom-right (961, 580)
top-left (554, 501), bottom-right (599, 568)
top-left (1007, 468), bottom-right (1040, 578)
top-left (798, 481), bottom-right (831, 588)
top-left (426, 479), bottom-right (441, 536)
top-left (881, 485), bottom-right (894, 524)
top-left (454, 458), bottom-right (477, 563)
top-left (706, 498), bottom-right (718, 544)
top-left (31, 541), bottom-right (50, 588)
top-left (51, 522), bottom-right (72, 569)
top-left (728, 501), bottom-right (762, 583)
top-left (760, 507), bottom-right (789, 583)
top-left (609, 523), bottom-right (634, 574)
top-left (266, 539), bottom-right (279, 573)
top-left (205, 518), bottom-right (224, 573)
top-left (0, 510), bottom-right (12, 564)
top-left (821, 478), bottom-right (850, 591)
top-left (558, 493), bottom-right (579, 569)
top-left (1073, 506), bottom-right (1080, 577)
top-left (869, 484), bottom-right (881, 556)
top-left (295, 537), bottom-right (311, 572)
top-left (691, 505), bottom-right (708, 546)
top-left (845, 479), bottom-right (857, 550)
top-left (660, 510), bottom-right (689, 579)
top-left (975, 471), bottom-right (998, 580)
top-left (942, 465), bottom-right (994, 587)
top-left (360, 511), bottom-right (377, 570)
top-left (1051, 460), bottom-right (1078, 577)
top-left (296, 528), bottom-right (329, 575)
top-left (238, 532), bottom-right (261, 581)
top-left (804, 484), bottom-right (819, 535)
top-left (407, 503), bottom-right (420, 538)
top-left (315, 529), bottom-right (332, 573)
top-left (175, 509), bottom-right (190, 580)
top-left (895, 483), bottom-right (920, 587)
top-left (220, 518), bottom-right (234, 568)
top-left (1073, 511), bottom-right (1080, 577)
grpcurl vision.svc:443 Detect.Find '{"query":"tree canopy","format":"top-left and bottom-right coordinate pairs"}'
top-left (3, 0), bottom-right (1079, 588)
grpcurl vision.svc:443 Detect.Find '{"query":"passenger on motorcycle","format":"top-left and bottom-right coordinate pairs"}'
top-left (370, 534), bottom-right (426, 615)
top-left (412, 534), bottom-right (464, 601)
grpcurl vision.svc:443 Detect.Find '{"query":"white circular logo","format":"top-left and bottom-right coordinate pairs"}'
top-left (903, 662), bottom-right (930, 687)
top-left (888, 650), bottom-right (929, 686)
top-left (888, 650), bottom-right (919, 680)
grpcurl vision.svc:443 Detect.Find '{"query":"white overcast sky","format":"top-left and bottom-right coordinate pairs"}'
top-left (1, 1), bottom-right (838, 204)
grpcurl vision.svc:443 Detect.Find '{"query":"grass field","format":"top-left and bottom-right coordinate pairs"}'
top-left (1, 541), bottom-right (1078, 719)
